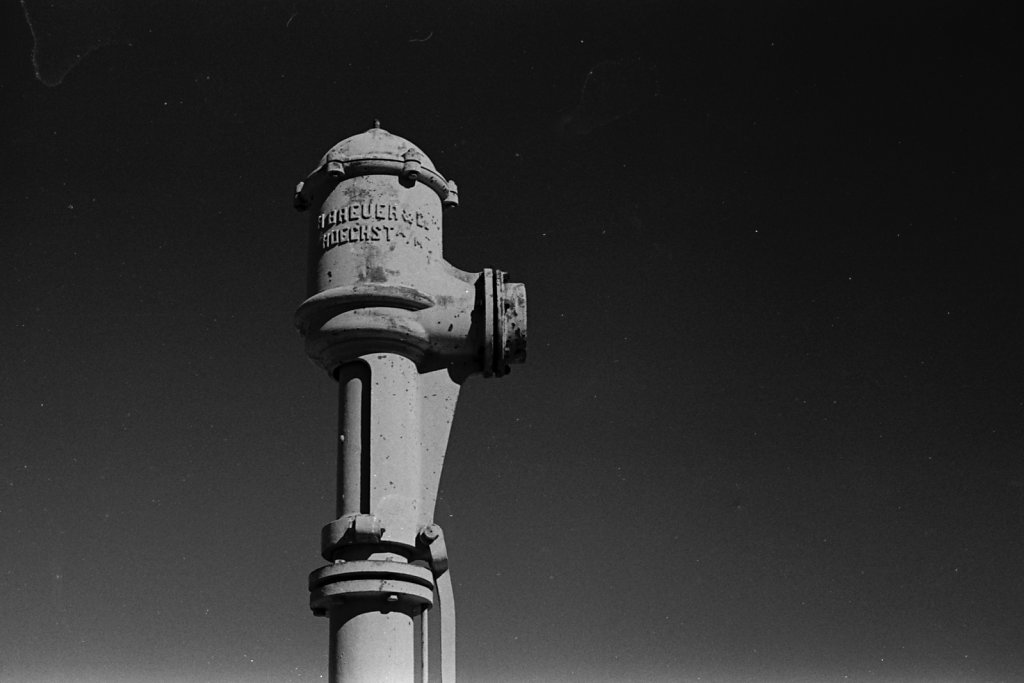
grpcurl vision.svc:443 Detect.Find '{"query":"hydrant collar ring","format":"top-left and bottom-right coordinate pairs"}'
top-left (324, 156), bottom-right (452, 202)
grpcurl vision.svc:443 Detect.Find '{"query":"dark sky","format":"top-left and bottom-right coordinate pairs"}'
top-left (2, 2), bottom-right (1022, 682)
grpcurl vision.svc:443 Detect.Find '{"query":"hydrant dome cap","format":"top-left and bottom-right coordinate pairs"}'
top-left (318, 125), bottom-right (440, 177)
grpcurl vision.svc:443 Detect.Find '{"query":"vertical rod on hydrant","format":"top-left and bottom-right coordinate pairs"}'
top-left (292, 124), bottom-right (527, 682)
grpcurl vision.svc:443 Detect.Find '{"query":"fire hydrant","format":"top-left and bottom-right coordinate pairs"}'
top-left (293, 122), bottom-right (527, 682)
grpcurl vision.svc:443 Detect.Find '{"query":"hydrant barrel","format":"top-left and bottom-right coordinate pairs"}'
top-left (306, 132), bottom-right (445, 298)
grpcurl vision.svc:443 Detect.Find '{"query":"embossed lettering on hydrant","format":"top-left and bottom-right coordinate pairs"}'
top-left (320, 224), bottom-right (398, 250)
top-left (316, 201), bottom-right (437, 251)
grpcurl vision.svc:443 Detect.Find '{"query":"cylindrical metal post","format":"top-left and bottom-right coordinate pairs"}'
top-left (328, 357), bottom-right (425, 682)
top-left (420, 606), bottom-right (429, 683)
top-left (329, 601), bottom-right (415, 682)
top-left (338, 362), bottom-right (370, 517)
